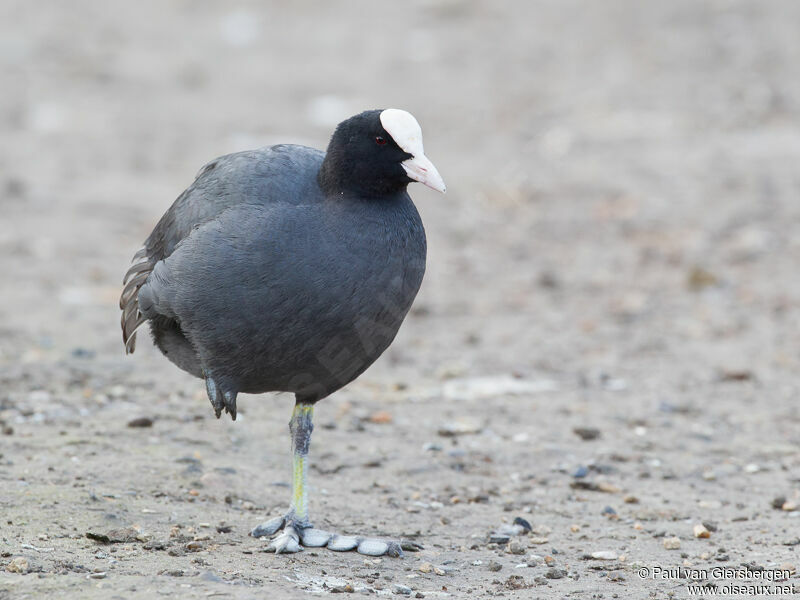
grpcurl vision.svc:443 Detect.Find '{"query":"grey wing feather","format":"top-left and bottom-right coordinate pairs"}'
top-left (119, 144), bottom-right (324, 353)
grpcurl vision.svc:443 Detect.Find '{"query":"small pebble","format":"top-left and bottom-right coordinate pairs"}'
top-left (508, 541), bottom-right (525, 555)
top-left (418, 562), bottom-right (432, 573)
top-left (597, 482), bottom-right (621, 493)
top-left (487, 561), bottom-right (502, 572)
top-left (143, 540), bottom-right (168, 550)
top-left (489, 534), bottom-right (510, 544)
top-left (782, 501), bottom-right (798, 512)
top-left (717, 368), bottom-right (753, 382)
top-left (601, 506), bottom-right (617, 517)
top-left (108, 385), bottom-right (127, 398)
top-left (504, 575), bottom-right (527, 590)
top-left (437, 421), bottom-right (482, 436)
top-left (779, 563), bottom-right (796, 574)
top-left (591, 551), bottom-right (618, 560)
top-left (393, 583), bottom-right (412, 595)
top-left (86, 526), bottom-right (140, 544)
top-left (127, 417), bottom-right (154, 428)
top-left (772, 496), bottom-right (787, 509)
top-left (663, 537), bottom-right (681, 550)
top-left (693, 524), bottom-right (710, 539)
top-left (513, 516), bottom-right (532, 532)
top-left (529, 537), bottom-right (548, 545)
top-left (573, 427), bottom-right (600, 441)
top-left (71, 347), bottom-right (95, 359)
top-left (5, 557), bottom-right (29, 573)
top-left (368, 411), bottom-right (393, 424)
top-left (544, 568), bottom-right (566, 579)
top-left (687, 266), bottom-right (718, 290)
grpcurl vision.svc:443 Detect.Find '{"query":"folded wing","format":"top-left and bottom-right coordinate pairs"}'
top-left (119, 145), bottom-right (324, 354)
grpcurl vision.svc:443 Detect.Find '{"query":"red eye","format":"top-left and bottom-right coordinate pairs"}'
top-left (375, 136), bottom-right (387, 146)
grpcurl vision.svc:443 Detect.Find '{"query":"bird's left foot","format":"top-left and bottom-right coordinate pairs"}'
top-left (250, 515), bottom-right (419, 557)
top-left (204, 372), bottom-right (237, 420)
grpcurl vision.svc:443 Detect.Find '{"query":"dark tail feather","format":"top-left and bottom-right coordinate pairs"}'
top-left (123, 316), bottom-right (147, 355)
top-left (123, 261), bottom-right (153, 284)
top-left (120, 248), bottom-right (154, 354)
top-left (119, 271), bottom-right (149, 309)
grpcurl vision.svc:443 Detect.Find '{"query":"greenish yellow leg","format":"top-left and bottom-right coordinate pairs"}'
top-left (252, 400), bottom-right (410, 556)
top-left (289, 402), bottom-right (314, 525)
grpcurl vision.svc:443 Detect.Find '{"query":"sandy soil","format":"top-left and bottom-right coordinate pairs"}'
top-left (3, 1), bottom-right (800, 598)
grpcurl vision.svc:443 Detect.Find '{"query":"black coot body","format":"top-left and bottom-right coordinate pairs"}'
top-left (120, 108), bottom-right (446, 557)
top-left (121, 109), bottom-right (443, 413)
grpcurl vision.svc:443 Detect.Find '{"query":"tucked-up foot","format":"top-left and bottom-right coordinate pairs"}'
top-left (250, 516), bottom-right (416, 557)
top-left (204, 373), bottom-right (237, 420)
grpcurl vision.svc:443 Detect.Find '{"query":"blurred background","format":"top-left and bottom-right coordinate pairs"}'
top-left (2, 1), bottom-right (800, 596)
top-left (4, 1), bottom-right (800, 379)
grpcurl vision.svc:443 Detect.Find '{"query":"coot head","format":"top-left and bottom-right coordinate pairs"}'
top-left (319, 108), bottom-right (446, 197)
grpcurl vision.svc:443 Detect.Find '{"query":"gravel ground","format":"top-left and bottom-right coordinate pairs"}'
top-left (3, 1), bottom-right (800, 598)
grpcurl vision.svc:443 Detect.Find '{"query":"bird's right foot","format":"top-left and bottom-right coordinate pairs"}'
top-left (250, 515), bottom-right (417, 557)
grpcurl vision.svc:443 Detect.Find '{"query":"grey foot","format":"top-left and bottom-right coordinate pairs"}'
top-left (250, 516), bottom-right (416, 557)
top-left (204, 374), bottom-right (238, 420)
top-left (251, 515), bottom-right (286, 538)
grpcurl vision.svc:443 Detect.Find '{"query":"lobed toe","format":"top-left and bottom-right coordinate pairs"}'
top-left (270, 529), bottom-right (301, 554)
top-left (251, 516), bottom-right (285, 538)
top-left (326, 534), bottom-right (359, 552)
top-left (299, 528), bottom-right (332, 547)
top-left (356, 539), bottom-right (391, 556)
